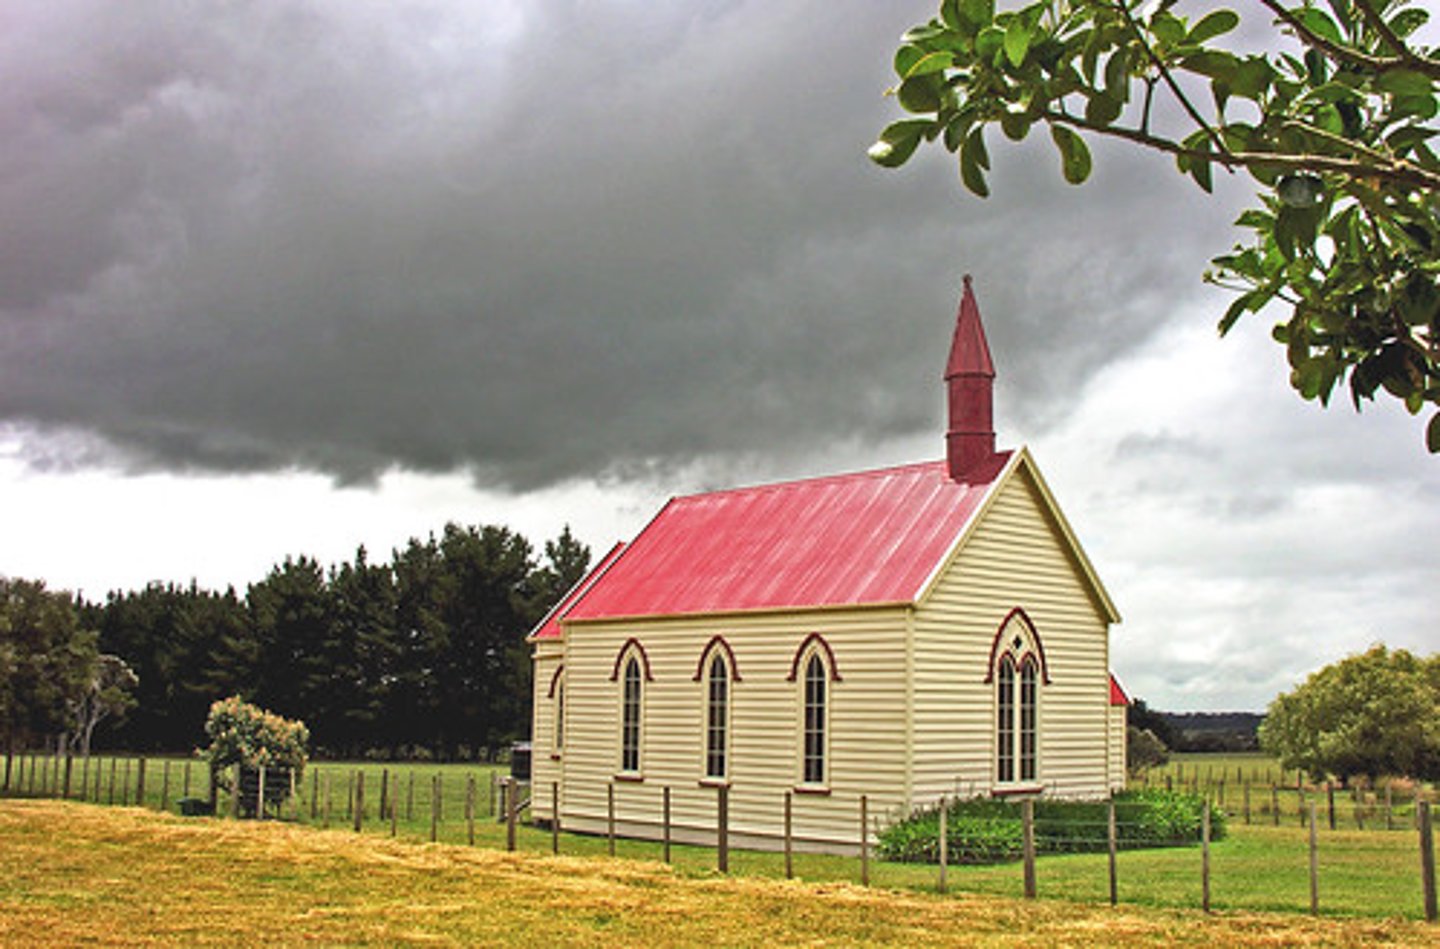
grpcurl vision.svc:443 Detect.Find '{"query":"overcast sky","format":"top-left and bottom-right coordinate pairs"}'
top-left (2, 1), bottom-right (1435, 711)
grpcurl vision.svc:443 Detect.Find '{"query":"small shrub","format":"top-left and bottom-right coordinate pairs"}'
top-left (877, 790), bottom-right (1223, 865)
top-left (200, 696), bottom-right (309, 817)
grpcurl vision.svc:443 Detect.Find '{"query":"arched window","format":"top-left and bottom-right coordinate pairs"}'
top-left (802, 652), bottom-right (827, 785)
top-left (621, 656), bottom-right (642, 773)
top-left (990, 610), bottom-right (1044, 786)
top-left (555, 679), bottom-right (565, 753)
top-left (705, 653), bottom-right (729, 780)
top-left (996, 655), bottom-right (1015, 783)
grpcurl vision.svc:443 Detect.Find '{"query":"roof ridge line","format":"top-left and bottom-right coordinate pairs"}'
top-left (674, 458), bottom-right (949, 502)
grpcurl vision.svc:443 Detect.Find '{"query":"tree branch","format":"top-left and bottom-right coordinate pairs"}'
top-left (1044, 109), bottom-right (1440, 190)
top-left (1256, 0), bottom-right (1440, 80)
top-left (1353, 0), bottom-right (1415, 64)
top-left (1107, 0), bottom-right (1233, 158)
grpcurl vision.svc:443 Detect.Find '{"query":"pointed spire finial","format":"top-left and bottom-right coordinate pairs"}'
top-left (945, 275), bottom-right (996, 480)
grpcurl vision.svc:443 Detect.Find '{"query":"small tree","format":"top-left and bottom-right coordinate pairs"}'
top-left (1259, 644), bottom-right (1439, 783)
top-left (1127, 725), bottom-right (1170, 775)
top-left (200, 696), bottom-right (309, 817)
top-left (67, 654), bottom-right (138, 759)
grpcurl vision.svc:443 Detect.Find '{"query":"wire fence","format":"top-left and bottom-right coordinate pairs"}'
top-left (2, 749), bottom-right (1436, 923)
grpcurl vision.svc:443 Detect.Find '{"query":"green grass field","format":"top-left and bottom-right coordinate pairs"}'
top-left (5, 750), bottom-right (1435, 922)
top-left (2, 799), bottom-right (1434, 947)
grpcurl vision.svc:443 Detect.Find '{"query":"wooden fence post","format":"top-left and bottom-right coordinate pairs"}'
top-left (783, 791), bottom-right (793, 880)
top-left (1201, 800), bottom-right (1212, 914)
top-left (1107, 796), bottom-right (1118, 906)
top-left (859, 794), bottom-right (869, 887)
top-left (353, 770), bottom-right (365, 833)
top-left (506, 777), bottom-right (518, 852)
top-left (717, 785), bottom-right (729, 874)
top-left (436, 773), bottom-right (444, 823)
top-left (160, 760), bottom-right (170, 813)
top-left (467, 774), bottom-right (476, 846)
top-left (230, 764), bottom-right (240, 819)
top-left (1272, 784), bottom-right (1280, 827)
top-left (1419, 800), bottom-right (1436, 924)
top-left (323, 771), bottom-right (332, 828)
top-left (1386, 784), bottom-right (1394, 832)
top-left (662, 786), bottom-right (672, 864)
top-left (258, 765), bottom-right (267, 820)
top-left (122, 758), bottom-right (131, 806)
top-left (488, 771), bottom-right (496, 819)
top-left (1327, 782), bottom-right (1336, 831)
top-left (1022, 799), bottom-right (1036, 900)
top-left (183, 760), bottom-right (192, 799)
top-left (2, 748), bottom-right (10, 793)
top-left (938, 795), bottom-right (948, 894)
top-left (380, 768), bottom-right (389, 826)
top-left (606, 782), bottom-right (615, 857)
top-left (1309, 801), bottom-right (1319, 916)
top-left (310, 768), bottom-right (319, 820)
top-left (63, 751), bottom-right (73, 799)
top-left (108, 757), bottom-right (117, 805)
top-left (389, 775), bottom-right (399, 837)
top-left (551, 781), bottom-right (559, 855)
top-left (431, 774), bottom-right (440, 843)
top-left (1242, 780), bottom-right (1250, 825)
top-left (136, 757), bottom-right (147, 809)
top-left (346, 772), bottom-right (354, 822)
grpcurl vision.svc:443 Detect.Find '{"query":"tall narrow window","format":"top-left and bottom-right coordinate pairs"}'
top-left (803, 653), bottom-right (827, 784)
top-left (706, 654), bottom-right (728, 779)
top-left (996, 655), bottom-right (1015, 783)
top-left (621, 656), bottom-right (642, 773)
top-left (1019, 657), bottom-right (1037, 781)
top-left (554, 681), bottom-right (565, 753)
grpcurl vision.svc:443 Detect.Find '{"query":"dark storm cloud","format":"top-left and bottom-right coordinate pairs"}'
top-left (1, 0), bottom-right (1246, 488)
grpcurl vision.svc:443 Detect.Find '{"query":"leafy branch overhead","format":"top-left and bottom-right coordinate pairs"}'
top-left (871, 0), bottom-right (1440, 451)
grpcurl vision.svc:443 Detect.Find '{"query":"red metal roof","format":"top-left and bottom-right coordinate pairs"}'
top-left (557, 452), bottom-right (1011, 625)
top-left (1109, 673), bottom-right (1130, 707)
top-left (529, 541), bottom-right (627, 640)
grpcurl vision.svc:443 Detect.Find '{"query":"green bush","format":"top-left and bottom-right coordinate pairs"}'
top-left (877, 790), bottom-right (1224, 865)
top-left (200, 696), bottom-right (309, 817)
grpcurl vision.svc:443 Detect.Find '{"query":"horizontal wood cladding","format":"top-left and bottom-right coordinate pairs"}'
top-left (530, 648), bottom-right (562, 820)
top-left (911, 462), bottom-right (1112, 803)
top-left (555, 607), bottom-right (910, 845)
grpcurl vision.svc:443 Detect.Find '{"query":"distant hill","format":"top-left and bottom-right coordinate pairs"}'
top-left (1160, 711), bottom-right (1264, 753)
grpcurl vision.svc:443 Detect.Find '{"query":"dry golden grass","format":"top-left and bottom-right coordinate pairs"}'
top-left (0, 799), bottom-right (1432, 947)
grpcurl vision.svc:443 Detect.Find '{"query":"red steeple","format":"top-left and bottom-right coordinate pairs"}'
top-left (945, 274), bottom-right (996, 480)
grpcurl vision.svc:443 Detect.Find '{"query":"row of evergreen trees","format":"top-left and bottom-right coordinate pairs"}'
top-left (80, 523), bottom-right (590, 759)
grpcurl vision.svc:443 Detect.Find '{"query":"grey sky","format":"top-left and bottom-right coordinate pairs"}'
top-left (1, 1), bottom-right (1434, 710)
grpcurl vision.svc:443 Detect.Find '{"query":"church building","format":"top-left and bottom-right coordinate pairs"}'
top-left (528, 278), bottom-right (1128, 852)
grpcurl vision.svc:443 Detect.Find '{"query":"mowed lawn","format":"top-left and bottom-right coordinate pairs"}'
top-left (2, 800), bottom-right (1434, 947)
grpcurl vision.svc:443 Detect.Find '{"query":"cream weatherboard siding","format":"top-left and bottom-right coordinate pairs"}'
top-left (1107, 703), bottom-right (1127, 791)
top-left (537, 605), bottom-right (911, 852)
top-left (910, 455), bottom-right (1114, 807)
top-left (530, 642), bottom-right (564, 820)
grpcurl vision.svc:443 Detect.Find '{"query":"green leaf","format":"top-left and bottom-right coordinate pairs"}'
top-left (899, 75), bottom-right (943, 113)
top-left (868, 119), bottom-right (932, 167)
top-left (1376, 69), bottom-right (1433, 98)
top-left (1103, 49), bottom-right (1130, 99)
top-left (1050, 125), bottom-right (1092, 184)
top-left (904, 51), bottom-right (955, 79)
top-left (1085, 91), bottom-right (1124, 125)
top-left (940, 0), bottom-right (962, 30)
top-left (1427, 412), bottom-right (1440, 453)
top-left (1187, 9), bottom-right (1239, 44)
top-left (1150, 11), bottom-right (1185, 48)
top-left (1278, 174), bottom-right (1324, 208)
top-left (959, 128), bottom-right (990, 197)
top-left (1003, 17), bottom-right (1033, 67)
top-left (1296, 7), bottom-right (1342, 45)
top-left (1182, 50), bottom-right (1239, 81)
top-left (976, 26), bottom-right (1005, 62)
top-left (1390, 6), bottom-right (1429, 39)
top-left (961, 0), bottom-right (995, 29)
top-left (894, 45), bottom-right (926, 79)
top-left (1000, 109), bottom-right (1032, 141)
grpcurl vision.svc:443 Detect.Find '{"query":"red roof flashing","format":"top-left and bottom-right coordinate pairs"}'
top-left (1109, 673), bottom-right (1130, 707)
top-left (559, 453), bottom-right (1010, 625)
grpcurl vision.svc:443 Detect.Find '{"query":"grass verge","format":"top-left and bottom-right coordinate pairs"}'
top-left (1, 799), bottom-right (1434, 947)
